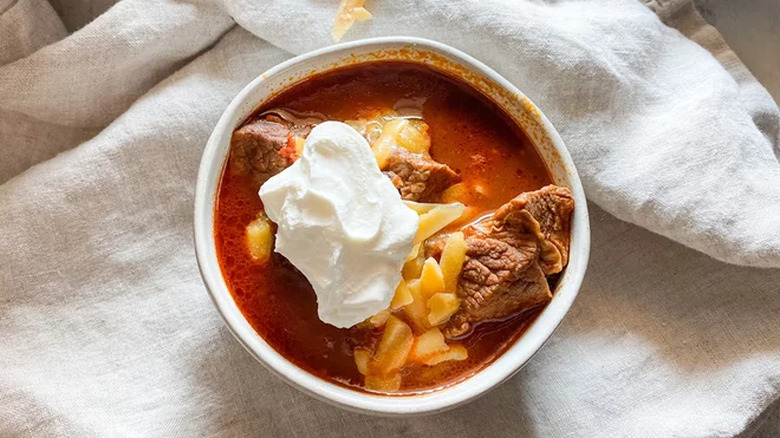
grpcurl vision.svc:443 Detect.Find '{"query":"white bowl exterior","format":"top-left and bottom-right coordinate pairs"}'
top-left (194, 37), bottom-right (590, 416)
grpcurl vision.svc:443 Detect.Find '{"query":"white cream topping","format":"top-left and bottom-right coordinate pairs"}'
top-left (259, 121), bottom-right (418, 328)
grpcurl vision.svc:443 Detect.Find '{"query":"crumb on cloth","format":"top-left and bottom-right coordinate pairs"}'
top-left (332, 0), bottom-right (373, 42)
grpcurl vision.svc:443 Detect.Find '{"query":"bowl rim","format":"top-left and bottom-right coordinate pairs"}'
top-left (194, 36), bottom-right (590, 416)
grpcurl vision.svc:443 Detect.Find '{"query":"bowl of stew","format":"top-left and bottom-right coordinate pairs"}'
top-left (194, 37), bottom-right (590, 415)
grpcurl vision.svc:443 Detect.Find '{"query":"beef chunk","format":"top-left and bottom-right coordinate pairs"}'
top-left (448, 234), bottom-right (552, 336)
top-left (384, 148), bottom-right (460, 202)
top-left (493, 185), bottom-right (575, 274)
top-left (433, 185), bottom-right (574, 338)
top-left (229, 119), bottom-right (293, 185)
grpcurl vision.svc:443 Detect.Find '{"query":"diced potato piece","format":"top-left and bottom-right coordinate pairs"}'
top-left (421, 344), bottom-right (468, 366)
top-left (369, 309), bottom-right (391, 327)
top-left (403, 279), bottom-right (430, 332)
top-left (354, 348), bottom-right (372, 375)
top-left (373, 141), bottom-right (394, 169)
top-left (390, 280), bottom-right (414, 310)
top-left (403, 200), bottom-right (438, 215)
top-left (365, 373), bottom-right (401, 392)
top-left (440, 183), bottom-right (466, 204)
top-left (439, 232), bottom-right (466, 293)
top-left (246, 214), bottom-right (274, 262)
top-left (420, 257), bottom-right (446, 297)
top-left (401, 251), bottom-right (425, 281)
top-left (374, 315), bottom-right (414, 375)
top-left (294, 136), bottom-right (305, 156)
top-left (396, 120), bottom-right (431, 154)
top-left (406, 242), bottom-right (421, 261)
top-left (427, 293), bottom-right (460, 326)
top-left (409, 328), bottom-right (450, 361)
top-left (372, 118), bottom-right (406, 168)
top-left (415, 203), bottom-right (465, 244)
top-left (402, 244), bottom-right (425, 281)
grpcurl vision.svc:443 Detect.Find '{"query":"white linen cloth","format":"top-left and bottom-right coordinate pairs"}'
top-left (1, 0), bottom-right (778, 436)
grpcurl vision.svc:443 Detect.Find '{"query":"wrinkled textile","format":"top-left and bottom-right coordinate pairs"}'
top-left (1, 0), bottom-right (779, 437)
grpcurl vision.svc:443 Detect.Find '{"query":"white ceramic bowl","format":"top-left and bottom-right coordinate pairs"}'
top-left (194, 37), bottom-right (590, 416)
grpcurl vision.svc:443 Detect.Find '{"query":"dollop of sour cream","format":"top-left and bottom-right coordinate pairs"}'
top-left (259, 121), bottom-right (418, 328)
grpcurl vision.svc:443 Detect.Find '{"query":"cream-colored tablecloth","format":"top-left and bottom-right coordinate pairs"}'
top-left (1, 0), bottom-right (778, 436)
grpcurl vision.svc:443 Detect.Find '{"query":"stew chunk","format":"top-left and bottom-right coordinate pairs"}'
top-left (230, 119), bottom-right (294, 185)
top-left (384, 147), bottom-right (461, 202)
top-left (432, 185), bottom-right (574, 338)
top-left (231, 118), bottom-right (458, 204)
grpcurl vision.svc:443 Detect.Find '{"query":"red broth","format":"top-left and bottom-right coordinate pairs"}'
top-left (215, 62), bottom-right (552, 393)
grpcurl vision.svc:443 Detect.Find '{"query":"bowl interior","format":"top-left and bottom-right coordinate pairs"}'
top-left (194, 37), bottom-right (590, 416)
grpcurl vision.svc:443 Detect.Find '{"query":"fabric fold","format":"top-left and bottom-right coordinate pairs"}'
top-left (225, 0), bottom-right (780, 268)
top-left (0, 0), bottom-right (67, 66)
top-left (0, 0), bottom-right (235, 182)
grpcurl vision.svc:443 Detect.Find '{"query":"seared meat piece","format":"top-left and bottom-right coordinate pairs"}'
top-left (231, 120), bottom-right (457, 201)
top-left (229, 119), bottom-right (294, 185)
top-left (450, 234), bottom-right (552, 336)
top-left (384, 148), bottom-right (460, 202)
top-left (493, 185), bottom-right (574, 274)
top-left (430, 185), bottom-right (574, 338)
